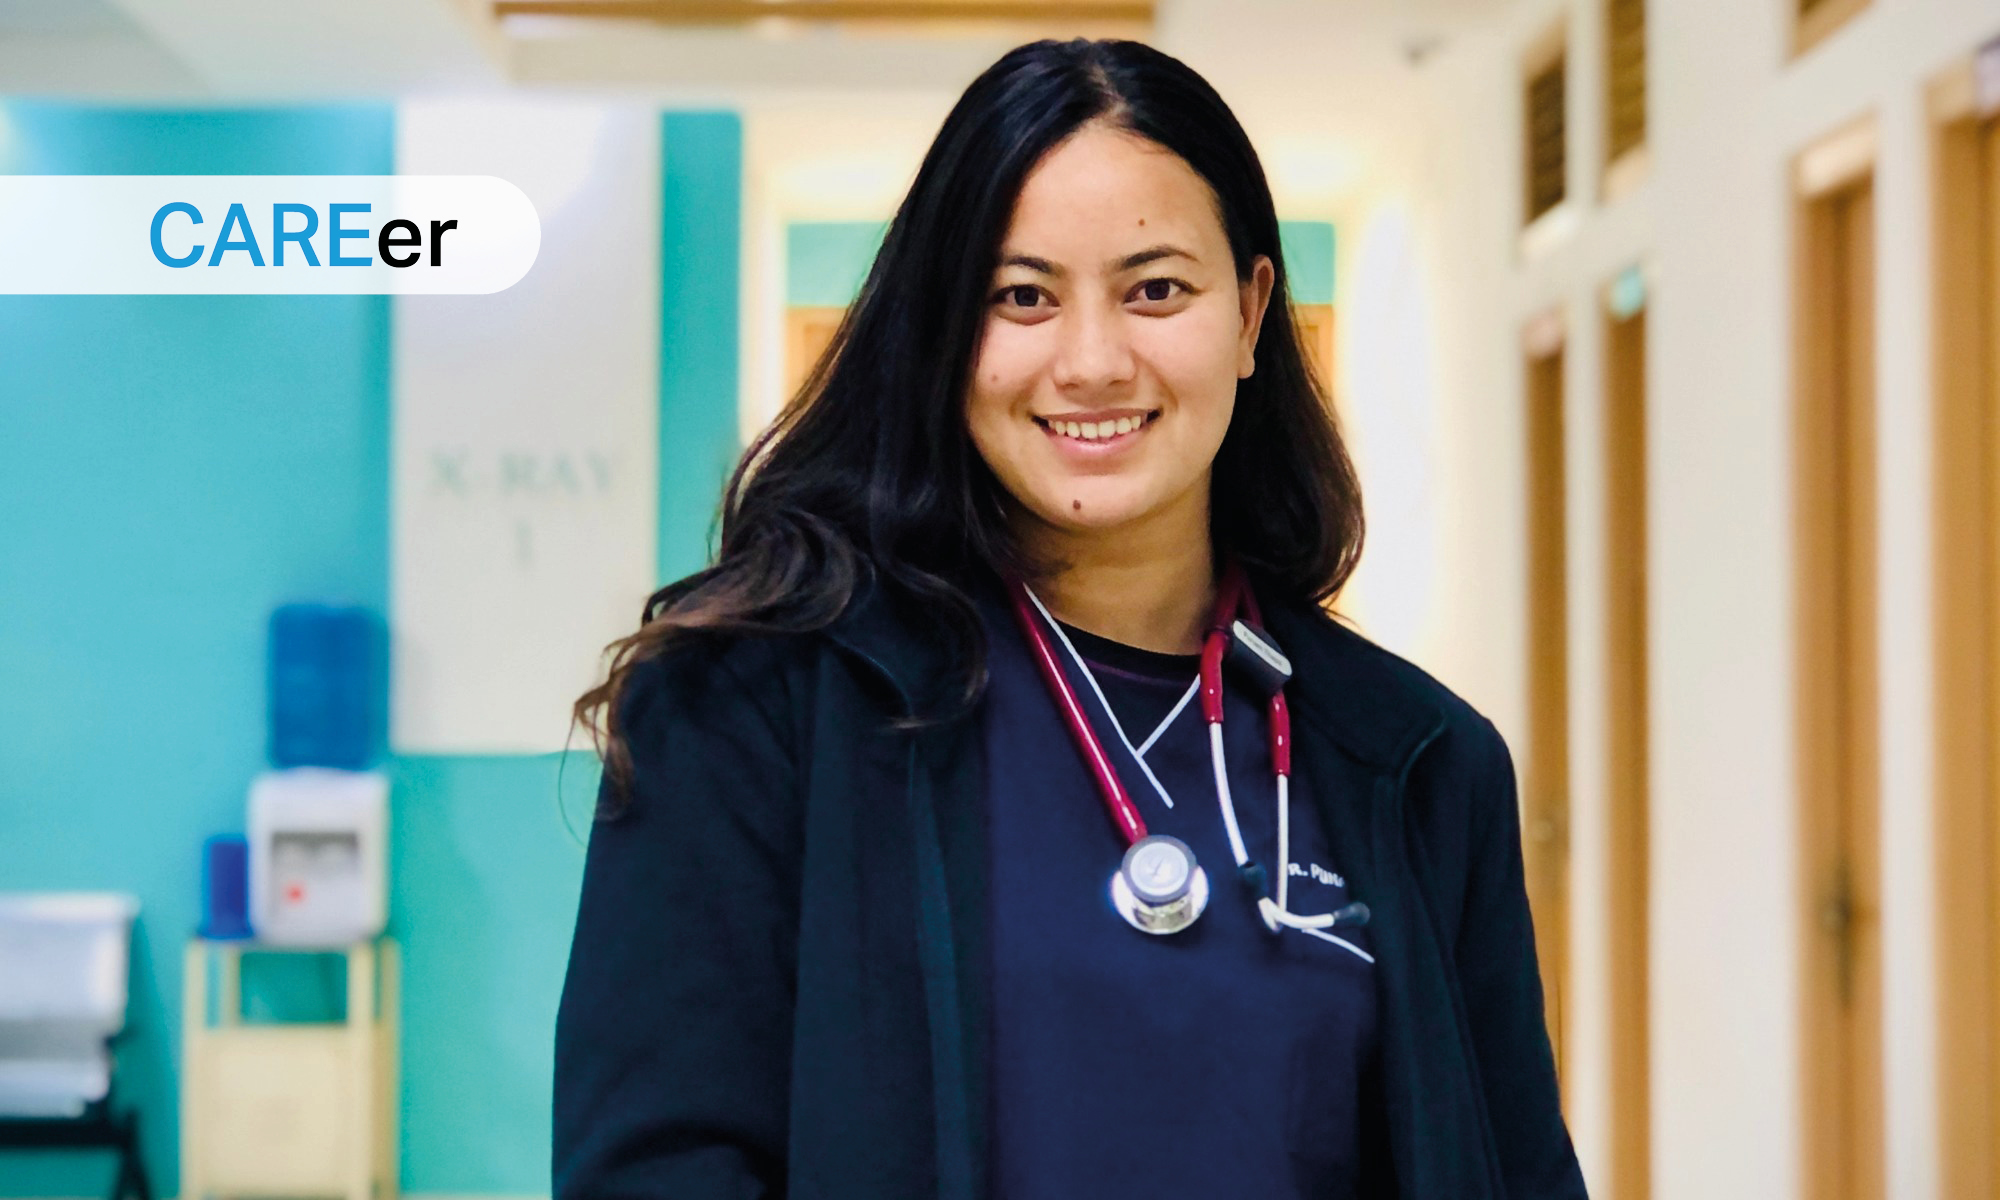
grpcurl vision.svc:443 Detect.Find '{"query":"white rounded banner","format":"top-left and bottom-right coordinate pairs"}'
top-left (0, 175), bottom-right (540, 294)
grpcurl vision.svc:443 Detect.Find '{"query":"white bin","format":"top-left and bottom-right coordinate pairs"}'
top-left (0, 891), bottom-right (138, 1116)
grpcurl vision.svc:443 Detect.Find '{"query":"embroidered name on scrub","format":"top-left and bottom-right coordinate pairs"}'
top-left (1290, 862), bottom-right (1347, 888)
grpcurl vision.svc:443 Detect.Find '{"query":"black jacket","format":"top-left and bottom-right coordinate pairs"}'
top-left (553, 571), bottom-right (1588, 1199)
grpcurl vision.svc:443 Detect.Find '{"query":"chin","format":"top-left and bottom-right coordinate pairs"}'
top-left (1029, 490), bottom-right (1152, 533)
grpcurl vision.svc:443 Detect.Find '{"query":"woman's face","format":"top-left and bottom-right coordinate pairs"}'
top-left (966, 123), bottom-right (1274, 547)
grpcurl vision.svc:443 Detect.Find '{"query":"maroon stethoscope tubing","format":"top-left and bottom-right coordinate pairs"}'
top-left (1236, 576), bottom-right (1292, 778)
top-left (1004, 556), bottom-right (1289, 849)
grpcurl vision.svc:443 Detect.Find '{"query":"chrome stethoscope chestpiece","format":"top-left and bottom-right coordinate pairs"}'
top-left (1110, 834), bottom-right (1209, 936)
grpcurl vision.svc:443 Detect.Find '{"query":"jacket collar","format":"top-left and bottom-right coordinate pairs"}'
top-left (1258, 594), bottom-right (1448, 772)
top-left (823, 567), bottom-right (960, 718)
top-left (826, 568), bottom-right (1445, 771)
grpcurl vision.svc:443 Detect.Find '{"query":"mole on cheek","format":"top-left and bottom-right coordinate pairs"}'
top-left (1072, 500), bottom-right (1082, 511)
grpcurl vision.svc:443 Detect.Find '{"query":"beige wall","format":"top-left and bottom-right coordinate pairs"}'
top-left (1331, 1), bottom-right (1999, 1196)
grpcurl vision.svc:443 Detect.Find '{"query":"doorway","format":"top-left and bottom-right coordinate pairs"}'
top-left (1930, 62), bottom-right (2000, 1200)
top-left (1791, 115), bottom-right (1882, 1200)
top-left (1523, 312), bottom-right (1570, 1077)
top-left (1602, 290), bottom-right (1649, 1200)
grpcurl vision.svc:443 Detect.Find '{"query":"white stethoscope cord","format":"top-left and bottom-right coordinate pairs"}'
top-left (1025, 583), bottom-right (1372, 962)
top-left (1208, 723), bottom-right (1342, 934)
top-left (1021, 584), bottom-right (1183, 811)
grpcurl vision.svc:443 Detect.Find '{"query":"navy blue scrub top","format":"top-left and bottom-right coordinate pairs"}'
top-left (975, 579), bottom-right (1386, 1199)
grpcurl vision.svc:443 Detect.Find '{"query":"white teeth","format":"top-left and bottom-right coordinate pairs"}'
top-left (1045, 415), bottom-right (1148, 441)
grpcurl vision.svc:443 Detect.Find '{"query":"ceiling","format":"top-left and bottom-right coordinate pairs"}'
top-left (0, 0), bottom-right (1509, 99)
top-left (0, 0), bottom-right (1513, 209)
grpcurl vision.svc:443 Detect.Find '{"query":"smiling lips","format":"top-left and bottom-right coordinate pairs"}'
top-left (1033, 408), bottom-right (1160, 447)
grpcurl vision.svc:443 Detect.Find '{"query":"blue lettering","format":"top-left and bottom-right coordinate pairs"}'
top-left (206, 202), bottom-right (265, 267)
top-left (328, 203), bottom-right (371, 267)
top-left (272, 203), bottom-right (321, 267)
top-left (150, 202), bottom-right (203, 268)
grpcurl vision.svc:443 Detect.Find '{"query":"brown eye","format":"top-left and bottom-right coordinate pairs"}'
top-left (1135, 278), bottom-right (1186, 303)
top-left (994, 284), bottom-right (1041, 308)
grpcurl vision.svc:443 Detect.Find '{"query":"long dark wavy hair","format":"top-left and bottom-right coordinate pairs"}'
top-left (576, 36), bottom-right (1364, 802)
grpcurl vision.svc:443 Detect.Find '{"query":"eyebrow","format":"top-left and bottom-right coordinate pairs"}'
top-left (997, 243), bottom-right (1198, 277)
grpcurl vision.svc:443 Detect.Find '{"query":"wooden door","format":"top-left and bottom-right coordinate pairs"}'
top-left (1524, 331), bottom-right (1570, 1075)
top-left (1932, 73), bottom-right (2000, 1200)
top-left (1793, 145), bottom-right (1881, 1200)
top-left (1603, 301), bottom-right (1649, 1199)
top-left (785, 306), bottom-right (847, 403)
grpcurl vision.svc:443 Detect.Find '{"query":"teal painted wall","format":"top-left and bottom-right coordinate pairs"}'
top-left (785, 220), bottom-right (885, 308)
top-left (658, 112), bottom-right (743, 584)
top-left (0, 104), bottom-right (395, 1197)
top-left (390, 753), bottom-right (599, 1192)
top-left (0, 102), bottom-right (741, 1196)
top-left (1279, 220), bottom-right (1336, 305)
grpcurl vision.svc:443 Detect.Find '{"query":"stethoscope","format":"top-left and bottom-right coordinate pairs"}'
top-left (1006, 557), bottom-right (1372, 939)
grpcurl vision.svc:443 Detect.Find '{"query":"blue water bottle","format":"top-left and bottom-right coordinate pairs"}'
top-left (268, 603), bottom-right (384, 769)
top-left (198, 834), bottom-right (254, 941)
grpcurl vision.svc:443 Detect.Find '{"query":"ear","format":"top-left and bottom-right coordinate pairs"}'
top-left (1236, 254), bottom-right (1276, 379)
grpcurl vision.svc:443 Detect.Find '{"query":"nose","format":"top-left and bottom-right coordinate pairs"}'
top-left (1050, 300), bottom-right (1137, 394)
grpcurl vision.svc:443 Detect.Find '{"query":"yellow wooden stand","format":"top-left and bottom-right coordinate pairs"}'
top-left (180, 939), bottom-right (398, 1200)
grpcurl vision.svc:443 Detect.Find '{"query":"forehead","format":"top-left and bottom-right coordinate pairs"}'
top-left (1000, 125), bottom-right (1228, 262)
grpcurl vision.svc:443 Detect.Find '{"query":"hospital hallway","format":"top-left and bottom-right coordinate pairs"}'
top-left (3, 1), bottom-right (2000, 1197)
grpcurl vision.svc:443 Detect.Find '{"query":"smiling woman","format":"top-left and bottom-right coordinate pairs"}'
top-left (967, 123), bottom-right (1274, 653)
top-left (555, 36), bottom-right (1585, 1200)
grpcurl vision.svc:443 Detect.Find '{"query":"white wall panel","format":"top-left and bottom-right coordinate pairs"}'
top-left (393, 99), bottom-right (659, 754)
